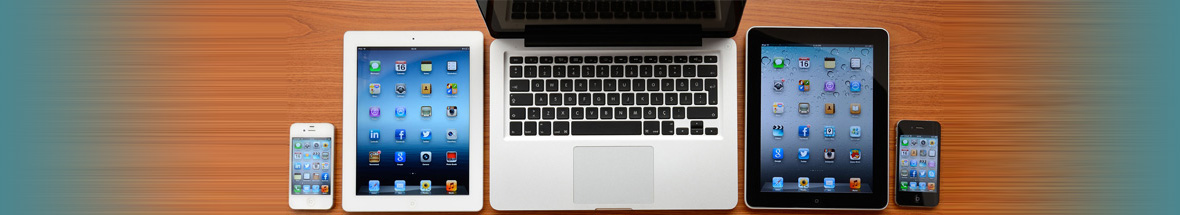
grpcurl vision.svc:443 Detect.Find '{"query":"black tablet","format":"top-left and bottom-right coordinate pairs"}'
top-left (744, 27), bottom-right (889, 209)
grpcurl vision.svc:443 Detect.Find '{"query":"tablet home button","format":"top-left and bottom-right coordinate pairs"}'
top-left (915, 196), bottom-right (921, 202)
top-left (306, 198), bottom-right (314, 206)
top-left (409, 200), bottom-right (416, 208)
top-left (813, 198), bottom-right (820, 204)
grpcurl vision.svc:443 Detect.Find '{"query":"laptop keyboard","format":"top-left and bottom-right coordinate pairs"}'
top-left (510, 0), bottom-right (718, 20)
top-left (506, 54), bottom-right (720, 136)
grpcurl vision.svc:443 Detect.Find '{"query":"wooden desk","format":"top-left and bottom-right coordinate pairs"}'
top-left (91, 0), bottom-right (1108, 214)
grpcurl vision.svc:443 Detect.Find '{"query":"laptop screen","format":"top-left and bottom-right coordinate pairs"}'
top-left (477, 0), bottom-right (746, 38)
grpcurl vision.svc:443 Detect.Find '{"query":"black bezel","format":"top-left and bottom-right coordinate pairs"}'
top-left (744, 27), bottom-right (890, 209)
top-left (476, 0), bottom-right (747, 39)
top-left (895, 120), bottom-right (941, 207)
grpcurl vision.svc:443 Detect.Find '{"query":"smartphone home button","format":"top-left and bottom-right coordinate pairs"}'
top-left (306, 198), bottom-right (314, 206)
top-left (813, 198), bottom-right (820, 204)
top-left (914, 196), bottom-right (921, 202)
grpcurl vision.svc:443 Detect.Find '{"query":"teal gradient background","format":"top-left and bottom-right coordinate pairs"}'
top-left (0, 0), bottom-right (1175, 214)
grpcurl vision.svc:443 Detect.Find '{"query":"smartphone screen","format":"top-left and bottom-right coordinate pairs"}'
top-left (291, 137), bottom-right (333, 195)
top-left (897, 135), bottom-right (938, 193)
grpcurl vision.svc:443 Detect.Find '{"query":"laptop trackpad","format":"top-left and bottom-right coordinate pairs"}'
top-left (573, 146), bottom-right (655, 205)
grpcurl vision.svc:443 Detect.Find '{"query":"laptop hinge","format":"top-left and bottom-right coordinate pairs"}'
top-left (524, 25), bottom-right (702, 47)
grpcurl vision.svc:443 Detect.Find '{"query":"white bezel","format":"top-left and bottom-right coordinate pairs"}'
top-left (289, 123), bottom-right (335, 210)
top-left (341, 31), bottom-right (484, 212)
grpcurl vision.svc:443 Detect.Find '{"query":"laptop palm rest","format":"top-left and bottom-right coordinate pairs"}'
top-left (573, 146), bottom-right (655, 205)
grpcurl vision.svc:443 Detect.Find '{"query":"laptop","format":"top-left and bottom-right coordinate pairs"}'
top-left (479, 0), bottom-right (746, 210)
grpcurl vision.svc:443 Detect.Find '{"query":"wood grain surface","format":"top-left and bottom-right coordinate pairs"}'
top-left (86, 0), bottom-right (1111, 214)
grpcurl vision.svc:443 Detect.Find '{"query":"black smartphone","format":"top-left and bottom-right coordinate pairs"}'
top-left (895, 120), bottom-right (940, 207)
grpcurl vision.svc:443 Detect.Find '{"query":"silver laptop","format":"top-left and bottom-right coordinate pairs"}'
top-left (479, 0), bottom-right (746, 210)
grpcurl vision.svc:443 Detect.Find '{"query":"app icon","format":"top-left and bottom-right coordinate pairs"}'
top-left (850, 149), bottom-right (862, 160)
top-left (824, 57), bottom-right (836, 69)
top-left (824, 81), bottom-right (835, 92)
top-left (369, 61), bottom-right (381, 72)
top-left (900, 181), bottom-right (909, 190)
top-left (321, 185), bottom-right (329, 193)
top-left (445, 83), bottom-right (458, 95)
top-left (420, 106), bottom-right (432, 117)
top-left (293, 173), bottom-right (301, 180)
top-left (771, 148), bottom-right (784, 160)
top-left (798, 80), bottom-right (810, 91)
top-left (824, 177), bottom-right (835, 189)
top-left (928, 183), bottom-right (936, 191)
top-left (911, 149), bottom-right (919, 157)
top-left (910, 170), bottom-right (918, 177)
top-left (294, 142), bottom-right (302, 149)
top-left (368, 151), bottom-right (380, 164)
top-left (304, 185), bottom-right (312, 193)
top-left (850, 81), bottom-right (862, 92)
top-left (920, 170), bottom-right (927, 177)
top-left (850, 178), bottom-right (861, 190)
top-left (798, 177), bottom-right (810, 189)
top-left (446, 151), bottom-right (458, 163)
top-left (321, 173), bottom-right (329, 180)
top-left (446, 180), bottom-right (458, 192)
top-left (369, 106), bottom-right (380, 118)
top-left (921, 139), bottom-right (927, 146)
top-left (294, 185), bottom-right (302, 193)
top-left (772, 57), bottom-right (785, 68)
top-left (369, 129), bottom-right (380, 141)
top-left (929, 149), bottom-right (937, 157)
top-left (910, 182), bottom-right (918, 190)
top-left (394, 151), bottom-right (406, 163)
top-left (446, 60), bottom-right (458, 71)
top-left (368, 180), bottom-right (380, 192)
top-left (798, 57), bottom-right (811, 68)
top-left (420, 151), bottom-right (432, 163)
top-left (421, 83), bottom-right (432, 94)
top-left (824, 103), bottom-right (835, 114)
top-left (823, 126), bottom-right (835, 137)
top-left (394, 180), bottom-right (406, 192)
top-left (850, 103), bottom-right (861, 114)
top-left (798, 102), bottom-right (810, 114)
top-left (772, 102), bottom-right (784, 113)
top-left (294, 162), bottom-right (302, 170)
top-left (395, 83), bottom-right (407, 95)
top-left (902, 139), bottom-right (910, 146)
top-left (771, 125), bottom-right (784, 137)
top-left (928, 170), bottom-right (936, 178)
top-left (395, 129), bottom-right (407, 141)
top-left (323, 142), bottom-right (329, 148)
top-left (446, 106), bottom-right (458, 117)
top-left (901, 159), bottom-right (909, 166)
top-left (369, 83), bottom-right (381, 95)
top-left (851, 57), bottom-right (862, 69)
top-left (293, 152), bottom-right (302, 159)
top-left (798, 148), bottom-right (810, 160)
top-left (420, 61), bottom-right (432, 73)
top-left (930, 140), bottom-right (937, 146)
top-left (918, 182), bottom-right (927, 190)
top-left (446, 129), bottom-right (458, 140)
top-left (921, 149), bottom-right (928, 156)
top-left (850, 126), bottom-right (862, 138)
top-left (919, 159), bottom-right (927, 167)
top-left (420, 180), bottom-right (432, 192)
top-left (773, 79), bottom-right (785, 91)
top-left (929, 160), bottom-right (936, 167)
top-left (420, 129), bottom-right (432, 140)
top-left (394, 60), bottom-right (407, 72)
top-left (772, 177), bottom-right (784, 189)
top-left (798, 125), bottom-right (810, 137)
top-left (394, 106), bottom-right (407, 117)
top-left (824, 148), bottom-right (836, 160)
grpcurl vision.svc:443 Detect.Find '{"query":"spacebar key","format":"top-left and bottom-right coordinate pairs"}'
top-left (571, 121), bottom-right (642, 135)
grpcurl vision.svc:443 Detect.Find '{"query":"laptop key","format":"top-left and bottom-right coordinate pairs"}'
top-left (564, 93), bottom-right (577, 104)
top-left (706, 79), bottom-right (718, 105)
top-left (607, 93), bottom-right (620, 105)
top-left (654, 65), bottom-right (666, 77)
top-left (632, 79), bottom-right (645, 91)
top-left (676, 79), bottom-right (689, 91)
top-left (691, 121), bottom-right (703, 129)
top-left (524, 121), bottom-right (537, 135)
top-left (618, 79), bottom-right (632, 91)
top-left (694, 93), bottom-right (707, 105)
top-left (599, 56), bottom-right (612, 63)
top-left (555, 56), bottom-right (568, 64)
top-left (643, 121), bottom-right (660, 135)
top-left (659, 56), bottom-right (673, 63)
top-left (592, 93), bottom-right (605, 105)
top-left (549, 93), bottom-right (563, 105)
top-left (510, 94), bottom-right (533, 106)
top-left (510, 66), bottom-right (523, 77)
top-left (673, 107), bottom-right (685, 119)
top-left (542, 108), bottom-right (555, 119)
top-left (546, 80), bottom-right (559, 91)
top-left (539, 66), bottom-right (552, 77)
top-left (644, 56), bottom-right (657, 63)
top-left (510, 121), bottom-right (522, 135)
top-left (525, 57), bottom-right (538, 64)
top-left (669, 65), bottom-right (681, 77)
top-left (698, 65), bottom-right (717, 77)
top-left (643, 107), bottom-right (656, 119)
top-left (575, 79), bottom-right (588, 91)
top-left (629, 107), bottom-right (642, 119)
top-left (531, 80), bottom-right (544, 91)
top-left (691, 128), bottom-right (704, 135)
top-left (509, 108), bottom-right (525, 120)
top-left (690, 56), bottom-right (703, 63)
top-left (540, 56), bottom-right (553, 64)
top-left (636, 93), bottom-right (649, 105)
top-left (600, 107), bottom-right (613, 119)
top-left (687, 107), bottom-right (718, 119)
top-left (525, 66), bottom-right (538, 77)
top-left (584, 56), bottom-right (597, 63)
top-left (510, 57), bottom-right (524, 64)
top-left (539, 121), bottom-right (552, 135)
top-left (647, 79), bottom-right (660, 91)
top-left (658, 107), bottom-right (670, 119)
top-left (510, 80), bottom-right (529, 92)
top-left (691, 79), bottom-right (703, 91)
top-left (676, 127), bottom-right (689, 135)
top-left (621, 93), bottom-right (634, 105)
top-left (585, 107), bottom-right (598, 119)
top-left (611, 65), bottom-right (624, 77)
top-left (629, 56), bottom-right (643, 63)
top-left (560, 79), bottom-right (573, 91)
top-left (674, 56), bottom-right (688, 63)
top-left (578, 93), bottom-right (591, 105)
top-left (534, 93), bottom-right (548, 105)
top-left (704, 56), bottom-right (717, 63)
top-left (553, 65), bottom-right (566, 77)
top-left (639, 65), bottom-right (652, 77)
top-left (571, 107), bottom-right (584, 119)
top-left (625, 65), bottom-right (638, 77)
top-left (662, 121), bottom-right (675, 135)
top-left (650, 93), bottom-right (663, 105)
top-left (570, 56), bottom-right (583, 63)
top-left (679, 93), bottom-right (692, 105)
top-left (554, 121), bottom-right (570, 135)
top-left (665, 93), bottom-right (678, 105)
top-left (616, 56), bottom-right (629, 63)
top-left (572, 121), bottom-right (642, 135)
top-left (557, 107), bottom-right (570, 119)
top-left (682, 65), bottom-right (696, 77)
top-left (603, 79), bottom-right (617, 91)
top-left (706, 127), bottom-right (718, 135)
top-left (568, 65), bottom-right (582, 77)
top-left (662, 79), bottom-right (675, 91)
top-left (596, 65), bottom-right (610, 77)
top-left (589, 79), bottom-right (602, 91)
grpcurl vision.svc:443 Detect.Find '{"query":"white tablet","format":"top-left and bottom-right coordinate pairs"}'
top-left (342, 31), bottom-right (483, 212)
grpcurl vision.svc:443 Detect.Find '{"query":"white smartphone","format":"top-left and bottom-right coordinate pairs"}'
top-left (289, 123), bottom-right (334, 210)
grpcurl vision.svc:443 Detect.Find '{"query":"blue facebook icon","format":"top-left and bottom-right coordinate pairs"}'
top-left (395, 129), bottom-right (407, 141)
